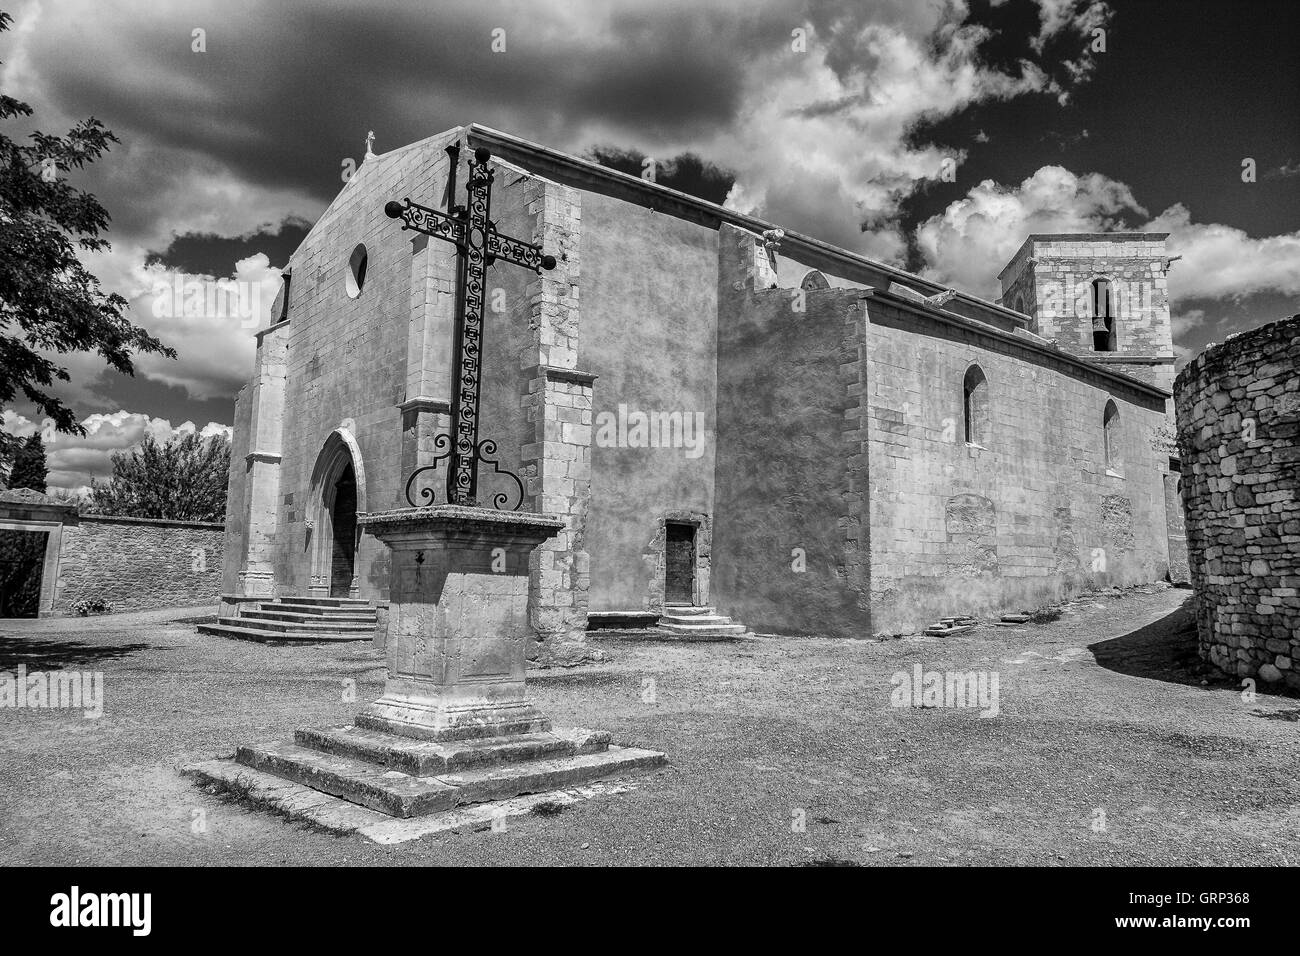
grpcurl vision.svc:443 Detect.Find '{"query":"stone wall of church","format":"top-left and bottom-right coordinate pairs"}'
top-left (220, 383), bottom-right (252, 596)
top-left (579, 190), bottom-right (720, 612)
top-left (54, 515), bottom-right (224, 613)
top-left (268, 136), bottom-right (465, 600)
top-left (711, 224), bottom-right (871, 637)
top-left (863, 295), bottom-right (1171, 636)
top-left (1174, 316), bottom-right (1300, 688)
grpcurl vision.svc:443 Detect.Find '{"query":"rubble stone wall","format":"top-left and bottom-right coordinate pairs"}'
top-left (1174, 315), bottom-right (1300, 687)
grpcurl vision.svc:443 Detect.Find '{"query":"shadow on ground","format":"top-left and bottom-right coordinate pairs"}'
top-left (1088, 593), bottom-right (1299, 700)
top-left (0, 636), bottom-right (152, 670)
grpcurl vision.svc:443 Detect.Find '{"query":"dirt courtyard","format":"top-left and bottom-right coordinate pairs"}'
top-left (1, 586), bottom-right (1297, 866)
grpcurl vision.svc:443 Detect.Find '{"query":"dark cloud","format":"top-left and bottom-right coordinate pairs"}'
top-left (145, 217), bottom-right (311, 275)
top-left (23, 0), bottom-right (797, 216)
top-left (585, 146), bottom-right (734, 204)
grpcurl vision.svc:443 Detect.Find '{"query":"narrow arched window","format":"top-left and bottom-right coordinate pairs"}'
top-left (1091, 278), bottom-right (1116, 351)
top-left (963, 365), bottom-right (990, 447)
top-left (800, 270), bottom-right (830, 292)
top-left (1103, 399), bottom-right (1122, 474)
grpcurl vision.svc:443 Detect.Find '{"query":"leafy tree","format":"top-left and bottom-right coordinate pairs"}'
top-left (6, 432), bottom-right (47, 492)
top-left (0, 10), bottom-right (175, 462)
top-left (87, 432), bottom-right (230, 522)
top-left (46, 486), bottom-right (84, 510)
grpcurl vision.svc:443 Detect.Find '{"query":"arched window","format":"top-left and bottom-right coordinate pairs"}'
top-left (1103, 399), bottom-right (1122, 474)
top-left (345, 243), bottom-right (368, 299)
top-left (963, 365), bottom-right (990, 447)
top-left (1091, 278), bottom-right (1116, 352)
top-left (800, 270), bottom-right (830, 292)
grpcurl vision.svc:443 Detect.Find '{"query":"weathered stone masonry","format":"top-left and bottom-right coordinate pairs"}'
top-left (1175, 315), bottom-right (1300, 687)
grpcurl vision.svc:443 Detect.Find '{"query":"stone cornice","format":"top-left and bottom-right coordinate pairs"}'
top-left (359, 504), bottom-right (566, 535)
top-left (253, 318), bottom-right (290, 342)
top-left (397, 396), bottom-right (453, 414)
top-left (541, 365), bottom-right (598, 387)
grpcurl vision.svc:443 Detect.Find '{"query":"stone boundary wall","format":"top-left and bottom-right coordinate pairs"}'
top-left (1174, 315), bottom-right (1300, 687)
top-left (54, 515), bottom-right (225, 614)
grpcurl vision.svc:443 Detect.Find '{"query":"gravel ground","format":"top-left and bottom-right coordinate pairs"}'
top-left (1, 585), bottom-right (1297, 866)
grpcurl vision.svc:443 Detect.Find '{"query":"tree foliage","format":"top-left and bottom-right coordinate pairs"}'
top-left (0, 10), bottom-right (175, 461)
top-left (6, 432), bottom-right (47, 492)
top-left (87, 432), bottom-right (230, 522)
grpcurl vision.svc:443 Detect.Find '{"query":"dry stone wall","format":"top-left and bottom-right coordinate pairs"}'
top-left (1174, 315), bottom-right (1300, 687)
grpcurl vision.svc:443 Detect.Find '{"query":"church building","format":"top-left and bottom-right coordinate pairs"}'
top-left (217, 123), bottom-right (1183, 656)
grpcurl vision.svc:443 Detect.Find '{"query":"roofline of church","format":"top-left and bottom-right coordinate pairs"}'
top-left (997, 232), bottom-right (1173, 281)
top-left (460, 123), bottom-right (1032, 328)
top-left (860, 287), bottom-right (1172, 401)
top-left (320, 124), bottom-right (1169, 400)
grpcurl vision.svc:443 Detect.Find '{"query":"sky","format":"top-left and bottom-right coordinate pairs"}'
top-left (1, 0), bottom-right (1297, 492)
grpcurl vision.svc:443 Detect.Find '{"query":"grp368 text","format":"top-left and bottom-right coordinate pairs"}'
top-left (1132, 892), bottom-right (1250, 907)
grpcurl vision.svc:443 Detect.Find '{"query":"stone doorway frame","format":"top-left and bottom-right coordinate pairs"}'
top-left (663, 520), bottom-right (696, 606)
top-left (306, 427), bottom-right (367, 598)
top-left (643, 510), bottom-right (711, 612)
top-left (0, 490), bottom-right (77, 617)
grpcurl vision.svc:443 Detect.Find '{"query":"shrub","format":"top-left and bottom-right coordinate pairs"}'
top-left (71, 597), bottom-right (113, 617)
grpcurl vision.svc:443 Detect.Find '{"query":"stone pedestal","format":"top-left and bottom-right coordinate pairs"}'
top-left (357, 505), bottom-right (565, 740)
top-left (190, 504), bottom-right (665, 824)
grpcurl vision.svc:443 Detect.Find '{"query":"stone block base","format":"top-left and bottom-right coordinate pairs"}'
top-left (214, 722), bottom-right (663, 819)
top-left (532, 636), bottom-right (608, 667)
top-left (355, 696), bottom-right (553, 742)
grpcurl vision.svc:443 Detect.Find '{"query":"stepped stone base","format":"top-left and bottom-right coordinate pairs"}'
top-left (184, 759), bottom-right (646, 844)
top-left (189, 716), bottom-right (666, 822)
top-left (656, 605), bottom-right (750, 640)
top-left (198, 595), bottom-right (378, 643)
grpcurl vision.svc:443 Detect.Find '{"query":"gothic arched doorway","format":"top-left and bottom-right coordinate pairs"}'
top-left (307, 428), bottom-right (367, 598)
top-left (328, 464), bottom-right (357, 597)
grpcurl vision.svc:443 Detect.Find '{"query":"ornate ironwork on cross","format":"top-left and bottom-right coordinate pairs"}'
top-left (384, 146), bottom-right (558, 511)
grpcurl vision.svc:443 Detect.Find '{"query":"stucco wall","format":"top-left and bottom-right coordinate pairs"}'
top-left (712, 225), bottom-right (870, 636)
top-left (579, 190), bottom-right (720, 611)
top-left (1175, 316), bottom-right (1300, 687)
top-left (863, 296), bottom-right (1171, 635)
top-left (55, 515), bottom-right (224, 613)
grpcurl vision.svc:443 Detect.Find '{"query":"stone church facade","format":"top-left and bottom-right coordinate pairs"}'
top-left (220, 123), bottom-right (1183, 650)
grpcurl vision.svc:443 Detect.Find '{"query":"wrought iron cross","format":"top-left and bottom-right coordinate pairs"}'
top-left (385, 146), bottom-right (557, 509)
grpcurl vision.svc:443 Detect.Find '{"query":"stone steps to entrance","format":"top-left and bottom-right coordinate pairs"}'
top-left (198, 596), bottom-right (378, 643)
top-left (662, 604), bottom-right (715, 616)
top-left (277, 595), bottom-right (373, 608)
top-left (227, 728), bottom-right (664, 819)
top-left (657, 606), bottom-right (750, 640)
top-left (246, 606), bottom-right (377, 622)
top-left (213, 615), bottom-right (374, 633)
top-left (196, 622), bottom-right (370, 643)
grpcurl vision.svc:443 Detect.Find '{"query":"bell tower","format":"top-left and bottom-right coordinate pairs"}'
top-left (997, 232), bottom-right (1176, 395)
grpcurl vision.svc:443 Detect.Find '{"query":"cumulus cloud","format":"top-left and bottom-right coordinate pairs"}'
top-left (710, 11), bottom-right (1070, 261)
top-left (913, 163), bottom-right (1300, 312)
top-left (1145, 204), bottom-right (1300, 302)
top-left (126, 252), bottom-right (279, 399)
top-left (915, 165), bottom-right (1146, 296)
top-left (1, 409), bottom-right (231, 494)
